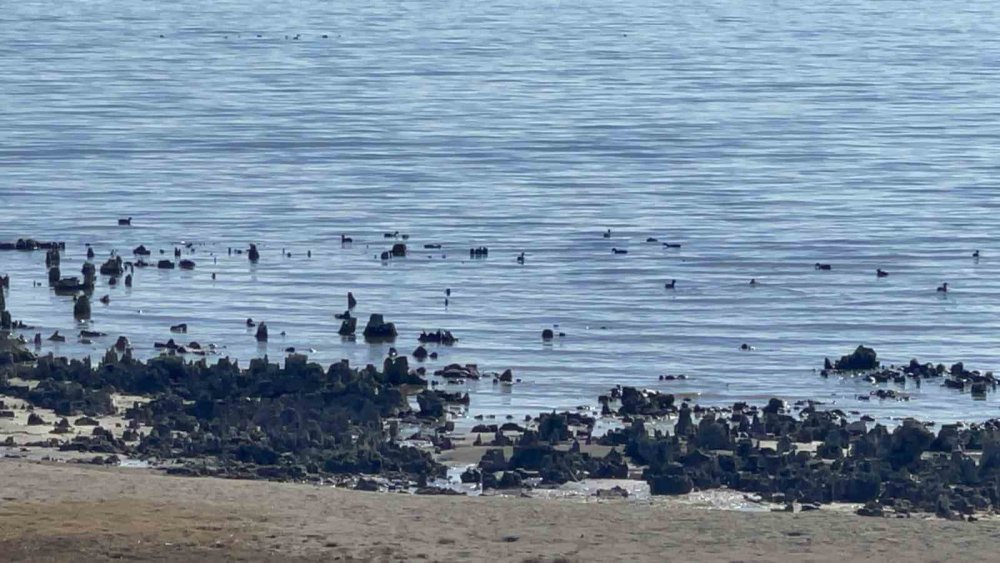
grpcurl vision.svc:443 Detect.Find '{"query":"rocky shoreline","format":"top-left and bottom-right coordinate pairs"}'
top-left (4, 332), bottom-right (1000, 521)
top-left (4, 240), bottom-right (1000, 521)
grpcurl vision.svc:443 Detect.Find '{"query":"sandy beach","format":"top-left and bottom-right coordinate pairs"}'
top-left (0, 459), bottom-right (992, 562)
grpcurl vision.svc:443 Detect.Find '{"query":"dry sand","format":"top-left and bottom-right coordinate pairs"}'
top-left (0, 460), bottom-right (996, 562)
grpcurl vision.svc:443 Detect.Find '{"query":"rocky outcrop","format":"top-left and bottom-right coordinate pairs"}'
top-left (363, 314), bottom-right (397, 341)
top-left (73, 295), bottom-right (91, 320)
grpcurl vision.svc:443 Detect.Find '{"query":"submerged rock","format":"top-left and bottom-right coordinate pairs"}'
top-left (363, 314), bottom-right (397, 341)
top-left (73, 295), bottom-right (91, 320)
top-left (831, 345), bottom-right (878, 371)
top-left (338, 317), bottom-right (357, 336)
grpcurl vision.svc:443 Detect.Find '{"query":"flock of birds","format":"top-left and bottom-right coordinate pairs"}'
top-left (113, 219), bottom-right (974, 298)
top-left (602, 228), bottom-right (967, 293)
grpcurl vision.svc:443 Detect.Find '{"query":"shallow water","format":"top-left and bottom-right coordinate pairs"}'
top-left (3, 0), bottom-right (1000, 425)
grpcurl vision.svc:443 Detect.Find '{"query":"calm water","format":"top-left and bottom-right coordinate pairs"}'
top-left (3, 0), bottom-right (1000, 425)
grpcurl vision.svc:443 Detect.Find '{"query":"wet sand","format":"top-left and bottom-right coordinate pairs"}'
top-left (0, 460), bottom-right (994, 562)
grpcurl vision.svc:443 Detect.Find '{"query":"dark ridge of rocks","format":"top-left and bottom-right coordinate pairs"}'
top-left (823, 350), bottom-right (998, 400)
top-left (179, 259), bottom-right (196, 270)
top-left (418, 330), bottom-right (457, 345)
top-left (469, 247), bottom-right (488, 258)
top-left (434, 364), bottom-right (481, 380)
top-left (1, 352), bottom-right (442, 482)
top-left (0, 239), bottom-right (65, 252)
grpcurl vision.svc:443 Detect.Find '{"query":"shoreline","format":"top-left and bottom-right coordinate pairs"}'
top-left (0, 458), bottom-right (993, 563)
top-left (3, 334), bottom-right (1000, 520)
top-left (5, 245), bottom-right (1000, 552)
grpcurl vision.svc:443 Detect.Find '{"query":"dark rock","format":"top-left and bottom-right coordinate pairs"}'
top-left (460, 467), bottom-right (481, 483)
top-left (73, 295), bottom-right (91, 320)
top-left (648, 465), bottom-right (694, 495)
top-left (363, 314), bottom-right (397, 341)
top-left (833, 345), bottom-right (878, 371)
top-left (338, 317), bottom-right (357, 336)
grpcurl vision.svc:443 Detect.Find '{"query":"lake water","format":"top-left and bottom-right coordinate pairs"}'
top-left (3, 0), bottom-right (1000, 425)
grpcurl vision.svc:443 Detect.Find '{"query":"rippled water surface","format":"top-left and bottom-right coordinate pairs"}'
top-left (4, 0), bottom-right (1000, 424)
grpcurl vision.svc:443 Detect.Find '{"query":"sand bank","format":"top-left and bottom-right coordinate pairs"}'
top-left (0, 459), bottom-right (993, 562)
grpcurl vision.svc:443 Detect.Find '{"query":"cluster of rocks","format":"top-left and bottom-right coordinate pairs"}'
top-left (379, 243), bottom-right (407, 260)
top-left (152, 338), bottom-right (211, 356)
top-left (822, 346), bottom-right (998, 400)
top-left (416, 389), bottom-right (469, 418)
top-left (469, 412), bottom-right (627, 488)
top-left (1, 349), bottom-right (444, 483)
top-left (589, 396), bottom-right (1000, 518)
top-left (0, 335), bottom-right (35, 367)
top-left (418, 330), bottom-right (457, 345)
top-left (0, 239), bottom-right (65, 252)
